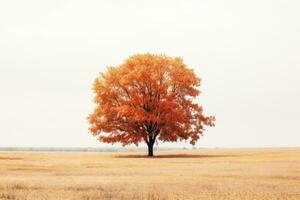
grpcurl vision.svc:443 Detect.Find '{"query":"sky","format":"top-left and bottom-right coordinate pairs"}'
top-left (0, 0), bottom-right (299, 148)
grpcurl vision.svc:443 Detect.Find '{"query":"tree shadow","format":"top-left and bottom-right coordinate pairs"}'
top-left (0, 156), bottom-right (23, 160)
top-left (115, 154), bottom-right (238, 159)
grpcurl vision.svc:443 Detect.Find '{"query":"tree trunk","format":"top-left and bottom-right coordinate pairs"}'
top-left (147, 133), bottom-right (159, 157)
top-left (147, 142), bottom-right (154, 157)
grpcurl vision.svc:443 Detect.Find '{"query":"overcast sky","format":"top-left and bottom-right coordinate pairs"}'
top-left (0, 0), bottom-right (299, 148)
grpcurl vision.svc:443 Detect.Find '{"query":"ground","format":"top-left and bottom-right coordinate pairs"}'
top-left (0, 148), bottom-right (299, 200)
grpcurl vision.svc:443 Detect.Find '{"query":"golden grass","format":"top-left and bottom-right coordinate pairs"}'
top-left (0, 148), bottom-right (299, 200)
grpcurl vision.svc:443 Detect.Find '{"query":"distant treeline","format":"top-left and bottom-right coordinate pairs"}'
top-left (0, 147), bottom-right (123, 152)
top-left (0, 147), bottom-right (183, 152)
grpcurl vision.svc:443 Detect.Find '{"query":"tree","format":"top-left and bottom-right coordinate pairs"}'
top-left (88, 54), bottom-right (215, 156)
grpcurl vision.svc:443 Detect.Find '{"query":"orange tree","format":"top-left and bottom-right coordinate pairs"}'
top-left (88, 54), bottom-right (215, 156)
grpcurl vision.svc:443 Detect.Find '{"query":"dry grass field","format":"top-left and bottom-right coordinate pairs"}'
top-left (0, 148), bottom-right (299, 200)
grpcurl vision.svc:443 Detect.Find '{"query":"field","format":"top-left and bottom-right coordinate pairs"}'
top-left (0, 148), bottom-right (299, 200)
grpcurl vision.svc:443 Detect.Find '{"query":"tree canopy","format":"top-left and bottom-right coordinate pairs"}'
top-left (88, 54), bottom-right (215, 156)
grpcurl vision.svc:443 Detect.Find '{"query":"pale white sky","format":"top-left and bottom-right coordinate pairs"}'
top-left (0, 0), bottom-right (299, 148)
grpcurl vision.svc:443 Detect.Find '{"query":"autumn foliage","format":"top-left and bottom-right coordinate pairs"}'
top-left (88, 54), bottom-right (215, 156)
